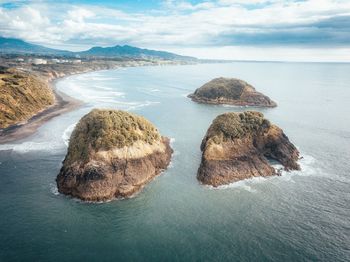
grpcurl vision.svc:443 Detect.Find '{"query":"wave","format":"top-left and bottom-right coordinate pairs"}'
top-left (50, 183), bottom-right (59, 196)
top-left (206, 177), bottom-right (262, 193)
top-left (127, 101), bottom-right (160, 110)
top-left (90, 77), bottom-right (119, 81)
top-left (93, 85), bottom-right (113, 91)
top-left (62, 123), bottom-right (76, 146)
top-left (206, 153), bottom-right (324, 192)
top-left (222, 104), bottom-right (245, 108)
top-left (0, 141), bottom-right (64, 153)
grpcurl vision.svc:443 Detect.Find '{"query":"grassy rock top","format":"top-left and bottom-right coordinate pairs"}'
top-left (193, 77), bottom-right (254, 100)
top-left (65, 109), bottom-right (161, 163)
top-left (204, 111), bottom-right (271, 145)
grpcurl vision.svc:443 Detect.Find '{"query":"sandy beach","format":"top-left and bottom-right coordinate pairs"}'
top-left (0, 83), bottom-right (81, 144)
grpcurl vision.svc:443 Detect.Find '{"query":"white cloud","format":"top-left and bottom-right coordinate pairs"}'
top-left (0, 0), bottom-right (349, 61)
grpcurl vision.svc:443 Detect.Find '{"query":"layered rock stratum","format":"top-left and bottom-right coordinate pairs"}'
top-left (188, 77), bottom-right (277, 107)
top-left (0, 67), bottom-right (54, 129)
top-left (197, 111), bottom-right (300, 186)
top-left (57, 109), bottom-right (173, 201)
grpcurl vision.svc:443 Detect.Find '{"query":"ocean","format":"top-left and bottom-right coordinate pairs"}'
top-left (0, 62), bottom-right (349, 261)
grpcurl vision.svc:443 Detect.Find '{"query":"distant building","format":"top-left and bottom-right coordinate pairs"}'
top-left (72, 59), bottom-right (81, 64)
top-left (32, 58), bottom-right (47, 65)
top-left (15, 58), bottom-right (24, 62)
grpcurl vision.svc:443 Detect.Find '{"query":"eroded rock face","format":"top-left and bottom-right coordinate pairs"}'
top-left (197, 111), bottom-right (300, 187)
top-left (57, 109), bottom-right (173, 201)
top-left (188, 77), bottom-right (277, 107)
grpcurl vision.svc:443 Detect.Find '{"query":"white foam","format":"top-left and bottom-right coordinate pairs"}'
top-left (62, 123), bottom-right (76, 146)
top-left (91, 77), bottom-right (119, 81)
top-left (110, 91), bottom-right (125, 97)
top-left (127, 101), bottom-right (160, 110)
top-left (94, 85), bottom-right (113, 91)
top-left (222, 104), bottom-right (242, 108)
top-left (206, 153), bottom-right (324, 192)
top-left (278, 154), bottom-right (320, 178)
top-left (209, 176), bottom-right (266, 192)
top-left (0, 141), bottom-right (63, 153)
top-left (50, 183), bottom-right (59, 196)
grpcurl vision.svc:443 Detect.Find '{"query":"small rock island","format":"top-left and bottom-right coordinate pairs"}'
top-left (188, 77), bottom-right (277, 107)
top-left (57, 109), bottom-right (173, 201)
top-left (197, 111), bottom-right (300, 187)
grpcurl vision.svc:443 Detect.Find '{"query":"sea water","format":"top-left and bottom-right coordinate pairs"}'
top-left (0, 62), bottom-right (349, 261)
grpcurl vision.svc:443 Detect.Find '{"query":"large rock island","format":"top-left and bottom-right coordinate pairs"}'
top-left (197, 111), bottom-right (300, 187)
top-left (188, 77), bottom-right (277, 107)
top-left (57, 109), bottom-right (173, 201)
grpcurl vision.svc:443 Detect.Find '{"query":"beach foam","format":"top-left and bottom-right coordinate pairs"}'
top-left (0, 141), bottom-right (64, 153)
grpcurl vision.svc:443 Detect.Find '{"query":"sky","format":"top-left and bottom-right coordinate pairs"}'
top-left (0, 0), bottom-right (350, 62)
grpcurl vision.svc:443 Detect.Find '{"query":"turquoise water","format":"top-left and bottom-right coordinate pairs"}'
top-left (0, 63), bottom-right (349, 261)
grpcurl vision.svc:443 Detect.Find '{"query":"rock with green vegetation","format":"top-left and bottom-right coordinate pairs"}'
top-left (0, 67), bottom-right (54, 129)
top-left (57, 109), bottom-right (173, 202)
top-left (197, 111), bottom-right (300, 186)
top-left (188, 77), bottom-right (277, 107)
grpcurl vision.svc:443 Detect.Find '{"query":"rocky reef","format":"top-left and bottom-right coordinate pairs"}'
top-left (197, 111), bottom-right (300, 186)
top-left (57, 109), bottom-right (173, 201)
top-left (0, 67), bottom-right (54, 129)
top-left (188, 77), bottom-right (277, 107)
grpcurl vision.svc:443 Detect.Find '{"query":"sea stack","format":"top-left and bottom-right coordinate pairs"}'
top-left (188, 77), bottom-right (277, 107)
top-left (57, 109), bottom-right (173, 201)
top-left (197, 111), bottom-right (300, 187)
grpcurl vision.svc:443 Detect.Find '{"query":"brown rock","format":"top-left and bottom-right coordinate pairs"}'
top-left (197, 111), bottom-right (300, 186)
top-left (188, 77), bottom-right (277, 107)
top-left (57, 109), bottom-right (173, 201)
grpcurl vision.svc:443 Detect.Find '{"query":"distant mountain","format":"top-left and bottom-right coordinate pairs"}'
top-left (0, 36), bottom-right (196, 61)
top-left (0, 37), bottom-right (71, 55)
top-left (77, 45), bottom-right (196, 61)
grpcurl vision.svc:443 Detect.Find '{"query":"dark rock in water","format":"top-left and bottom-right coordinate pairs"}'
top-left (57, 109), bottom-right (173, 202)
top-left (188, 77), bottom-right (277, 107)
top-left (197, 111), bottom-right (300, 187)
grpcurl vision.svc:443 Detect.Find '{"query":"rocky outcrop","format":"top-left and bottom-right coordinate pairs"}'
top-left (0, 67), bottom-right (54, 129)
top-left (57, 109), bottom-right (173, 201)
top-left (197, 111), bottom-right (300, 186)
top-left (188, 77), bottom-right (277, 107)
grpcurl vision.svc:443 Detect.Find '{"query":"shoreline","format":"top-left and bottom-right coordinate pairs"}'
top-left (0, 61), bottom-right (193, 144)
top-left (0, 78), bottom-right (82, 144)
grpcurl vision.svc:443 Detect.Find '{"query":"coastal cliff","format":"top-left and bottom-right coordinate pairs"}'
top-left (57, 109), bottom-right (173, 201)
top-left (197, 111), bottom-right (300, 186)
top-left (188, 77), bottom-right (277, 107)
top-left (0, 67), bottom-right (54, 129)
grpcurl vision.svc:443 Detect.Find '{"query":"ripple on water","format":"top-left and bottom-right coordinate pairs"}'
top-left (0, 141), bottom-right (65, 153)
